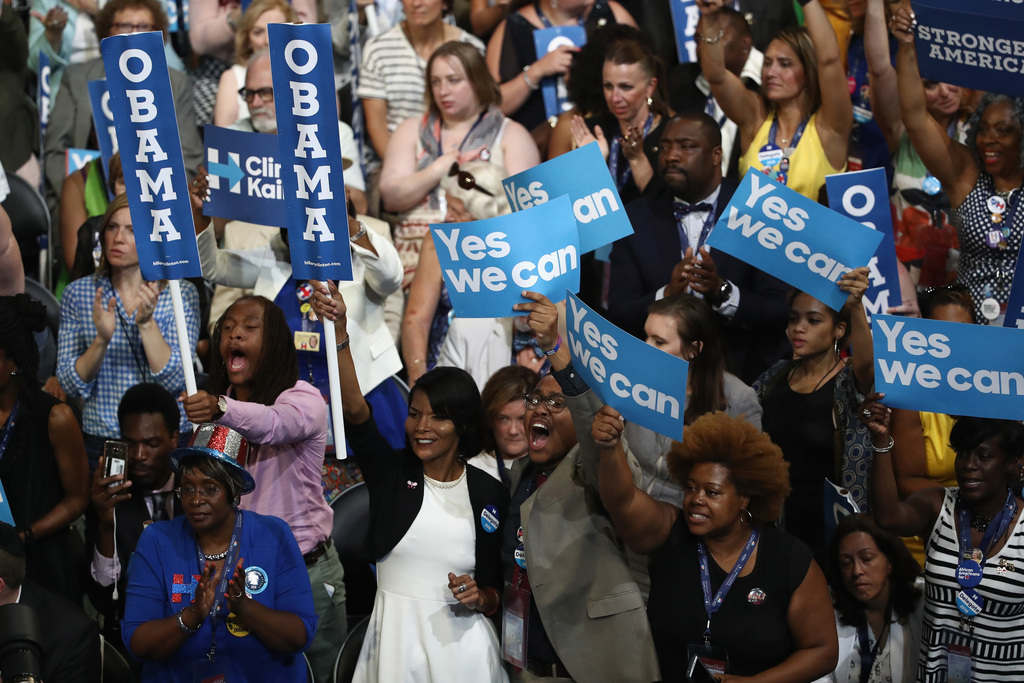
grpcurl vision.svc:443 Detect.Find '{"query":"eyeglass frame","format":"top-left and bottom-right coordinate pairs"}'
top-left (111, 22), bottom-right (157, 33)
top-left (448, 162), bottom-right (495, 197)
top-left (523, 391), bottom-right (568, 413)
top-left (175, 485), bottom-right (223, 501)
top-left (238, 86), bottom-right (275, 103)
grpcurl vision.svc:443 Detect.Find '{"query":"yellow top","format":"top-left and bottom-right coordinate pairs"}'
top-left (902, 411), bottom-right (957, 567)
top-left (739, 112), bottom-right (846, 201)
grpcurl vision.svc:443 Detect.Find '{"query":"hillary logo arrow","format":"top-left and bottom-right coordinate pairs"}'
top-left (207, 148), bottom-right (245, 192)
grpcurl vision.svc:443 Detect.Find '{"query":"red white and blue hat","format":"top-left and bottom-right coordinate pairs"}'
top-left (170, 424), bottom-right (255, 494)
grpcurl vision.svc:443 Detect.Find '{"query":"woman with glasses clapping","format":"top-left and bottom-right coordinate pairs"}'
top-left (122, 424), bottom-right (317, 682)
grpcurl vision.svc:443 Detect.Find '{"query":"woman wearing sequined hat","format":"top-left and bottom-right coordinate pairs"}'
top-left (122, 423), bottom-right (316, 683)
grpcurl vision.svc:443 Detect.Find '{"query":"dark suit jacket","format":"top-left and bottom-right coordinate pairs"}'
top-left (20, 581), bottom-right (100, 683)
top-left (609, 179), bottom-right (790, 383)
top-left (42, 56), bottom-right (204, 209)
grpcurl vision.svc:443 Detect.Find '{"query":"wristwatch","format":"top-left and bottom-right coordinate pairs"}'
top-left (714, 280), bottom-right (733, 306)
top-left (349, 220), bottom-right (368, 242)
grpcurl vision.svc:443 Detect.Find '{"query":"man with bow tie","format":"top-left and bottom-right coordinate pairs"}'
top-left (608, 112), bottom-right (789, 384)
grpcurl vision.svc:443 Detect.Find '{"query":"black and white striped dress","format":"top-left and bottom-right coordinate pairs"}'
top-left (919, 488), bottom-right (1024, 681)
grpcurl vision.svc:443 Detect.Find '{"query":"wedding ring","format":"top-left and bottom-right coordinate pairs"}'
top-left (457, 584), bottom-right (467, 593)
top-left (232, 590), bottom-right (243, 599)
top-left (862, 409), bottom-right (872, 418)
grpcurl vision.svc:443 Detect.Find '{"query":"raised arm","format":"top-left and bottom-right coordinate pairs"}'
top-left (310, 280), bottom-right (370, 425)
top-left (839, 267), bottom-right (874, 393)
top-left (487, 17), bottom-right (577, 118)
top-left (890, 407), bottom-right (944, 497)
top-left (864, 0), bottom-right (902, 151)
top-left (401, 238), bottom-right (442, 387)
top-left (803, 0), bottom-right (853, 169)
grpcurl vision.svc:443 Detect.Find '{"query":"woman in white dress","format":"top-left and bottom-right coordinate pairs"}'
top-left (313, 281), bottom-right (510, 683)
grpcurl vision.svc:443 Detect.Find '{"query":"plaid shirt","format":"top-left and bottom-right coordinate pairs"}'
top-left (57, 275), bottom-right (199, 438)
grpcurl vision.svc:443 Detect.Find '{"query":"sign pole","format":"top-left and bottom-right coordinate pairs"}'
top-left (169, 279), bottom-right (198, 397)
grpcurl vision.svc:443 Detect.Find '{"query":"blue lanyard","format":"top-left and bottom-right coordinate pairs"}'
top-left (607, 114), bottom-right (653, 191)
top-left (194, 510), bottom-right (244, 661)
top-left (855, 619), bottom-right (886, 683)
top-left (705, 96), bottom-right (727, 129)
top-left (697, 528), bottom-right (759, 645)
top-left (677, 206), bottom-right (717, 255)
top-left (768, 114), bottom-right (808, 154)
top-left (534, 0), bottom-right (585, 27)
top-left (957, 490), bottom-right (1016, 567)
top-left (0, 400), bottom-right (21, 463)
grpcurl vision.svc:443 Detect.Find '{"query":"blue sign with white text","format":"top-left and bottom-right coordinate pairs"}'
top-left (669, 0), bottom-right (699, 63)
top-left (38, 52), bottom-right (50, 134)
top-left (706, 169), bottom-right (883, 311)
top-left (566, 291), bottom-right (689, 440)
top-left (912, 0), bottom-right (1024, 99)
top-left (502, 142), bottom-right (632, 255)
top-left (873, 314), bottom-right (1024, 420)
top-left (269, 23), bottom-right (353, 282)
top-left (66, 148), bottom-right (102, 176)
top-left (87, 79), bottom-right (118, 187)
top-left (101, 32), bottom-right (201, 280)
top-left (204, 124), bottom-right (287, 227)
top-left (533, 25), bottom-right (586, 121)
top-left (431, 195), bottom-right (580, 318)
top-left (1003, 244), bottom-right (1024, 330)
top-left (826, 168), bottom-right (901, 322)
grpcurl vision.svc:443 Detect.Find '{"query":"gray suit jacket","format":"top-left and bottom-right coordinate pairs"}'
top-left (508, 391), bottom-right (660, 683)
top-left (43, 56), bottom-right (203, 208)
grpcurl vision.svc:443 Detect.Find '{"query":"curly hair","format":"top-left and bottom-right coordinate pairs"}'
top-left (667, 411), bottom-right (790, 524)
top-left (94, 0), bottom-right (169, 41)
top-left (826, 513), bottom-right (922, 628)
top-left (965, 93), bottom-right (1024, 171)
top-left (765, 28), bottom-right (820, 117)
top-left (235, 0), bottom-right (299, 64)
top-left (411, 366), bottom-right (488, 460)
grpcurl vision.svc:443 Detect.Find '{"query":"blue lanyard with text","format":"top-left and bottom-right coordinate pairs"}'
top-left (697, 528), bottom-right (759, 645)
top-left (705, 96), bottom-right (727, 129)
top-left (608, 114), bottom-right (653, 191)
top-left (957, 490), bottom-right (1016, 566)
top-left (194, 510), bottom-right (244, 661)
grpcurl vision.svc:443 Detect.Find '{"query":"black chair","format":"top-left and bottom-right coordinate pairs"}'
top-left (2, 174), bottom-right (51, 284)
top-left (22, 277), bottom-right (61, 381)
top-left (332, 615), bottom-right (369, 683)
top-left (100, 635), bottom-right (135, 683)
top-left (330, 483), bottom-right (375, 628)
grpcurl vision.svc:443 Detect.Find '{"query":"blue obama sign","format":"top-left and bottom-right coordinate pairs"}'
top-left (706, 169), bottom-right (883, 311)
top-left (532, 25), bottom-right (585, 121)
top-left (873, 314), bottom-right (1024, 421)
top-left (88, 79), bottom-right (118, 185)
top-left (1004, 244), bottom-right (1024, 330)
top-left (669, 0), bottom-right (700, 63)
top-left (502, 142), bottom-right (632, 254)
top-left (101, 32), bottom-right (201, 280)
top-left (826, 168), bottom-right (901, 322)
top-left (912, 0), bottom-right (1024, 99)
top-left (269, 23), bottom-right (352, 282)
top-left (566, 291), bottom-right (689, 440)
top-left (431, 195), bottom-right (580, 318)
top-left (203, 124), bottom-right (287, 227)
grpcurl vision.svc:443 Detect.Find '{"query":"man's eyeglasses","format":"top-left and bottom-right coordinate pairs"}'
top-left (175, 485), bottom-right (222, 501)
top-left (448, 163), bottom-right (494, 197)
top-left (111, 22), bottom-right (156, 32)
top-left (239, 87), bottom-right (275, 103)
top-left (523, 392), bottom-right (568, 413)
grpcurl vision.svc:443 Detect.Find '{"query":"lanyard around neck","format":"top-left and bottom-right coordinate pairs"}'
top-left (697, 528), bottom-right (759, 645)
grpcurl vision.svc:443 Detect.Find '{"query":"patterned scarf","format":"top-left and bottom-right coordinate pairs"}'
top-left (417, 104), bottom-right (506, 209)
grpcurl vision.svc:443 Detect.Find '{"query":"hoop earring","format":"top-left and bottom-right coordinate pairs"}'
top-left (740, 508), bottom-right (753, 526)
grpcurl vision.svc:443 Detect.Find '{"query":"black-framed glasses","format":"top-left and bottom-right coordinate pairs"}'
top-left (523, 392), bottom-right (568, 413)
top-left (448, 163), bottom-right (494, 197)
top-left (175, 485), bottom-right (222, 501)
top-left (239, 87), bottom-right (275, 103)
top-left (111, 22), bottom-right (156, 33)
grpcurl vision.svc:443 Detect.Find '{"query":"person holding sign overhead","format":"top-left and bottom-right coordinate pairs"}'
top-left (752, 266), bottom-right (874, 560)
top-left (863, 405), bottom-right (1024, 682)
top-left (697, 0), bottom-right (852, 202)
top-left (890, 5), bottom-right (1024, 325)
top-left (592, 409), bottom-right (838, 680)
top-left (311, 280), bottom-right (511, 683)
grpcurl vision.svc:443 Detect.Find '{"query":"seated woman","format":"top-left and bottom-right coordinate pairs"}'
top-left (312, 280), bottom-right (510, 682)
top-left (826, 513), bottom-right (922, 683)
top-left (592, 409), bottom-right (838, 680)
top-left (123, 423), bottom-right (316, 682)
top-left (864, 406), bottom-right (1024, 681)
top-left (212, 0), bottom-right (298, 127)
top-left (891, 6), bottom-right (1024, 323)
top-left (474, 364), bottom-right (540, 484)
top-left (753, 267), bottom-right (873, 559)
top-left (698, 0), bottom-right (851, 201)
top-left (57, 194), bottom-right (199, 467)
top-left (0, 294), bottom-right (89, 603)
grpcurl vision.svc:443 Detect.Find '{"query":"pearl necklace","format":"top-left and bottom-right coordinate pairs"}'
top-left (424, 465), bottom-right (467, 490)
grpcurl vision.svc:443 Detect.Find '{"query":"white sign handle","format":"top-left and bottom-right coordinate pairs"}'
top-left (169, 279), bottom-right (198, 399)
top-left (323, 322), bottom-right (347, 459)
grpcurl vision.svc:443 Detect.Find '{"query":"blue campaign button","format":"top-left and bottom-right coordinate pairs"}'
top-left (480, 505), bottom-right (500, 533)
top-left (957, 560), bottom-right (984, 588)
top-left (922, 175), bottom-right (941, 196)
top-left (956, 589), bottom-right (984, 617)
top-left (244, 566), bottom-right (269, 595)
top-left (757, 144), bottom-right (783, 168)
top-left (514, 544), bottom-right (527, 569)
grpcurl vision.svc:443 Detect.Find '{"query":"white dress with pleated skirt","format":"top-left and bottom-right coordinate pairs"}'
top-left (352, 470), bottom-right (508, 682)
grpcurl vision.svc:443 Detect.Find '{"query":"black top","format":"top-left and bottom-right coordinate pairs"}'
top-left (498, 1), bottom-right (618, 131)
top-left (585, 112), bottom-right (666, 204)
top-left (648, 521), bottom-right (814, 680)
top-left (760, 373), bottom-right (838, 559)
top-left (347, 413), bottom-right (511, 593)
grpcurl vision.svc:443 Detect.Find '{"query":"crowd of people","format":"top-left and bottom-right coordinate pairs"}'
top-left (0, 0), bottom-right (1023, 680)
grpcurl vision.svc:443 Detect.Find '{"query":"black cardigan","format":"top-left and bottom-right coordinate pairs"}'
top-left (347, 414), bottom-right (511, 593)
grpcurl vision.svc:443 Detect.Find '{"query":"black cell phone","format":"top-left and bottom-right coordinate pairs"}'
top-left (687, 656), bottom-right (719, 683)
top-left (103, 440), bottom-right (128, 488)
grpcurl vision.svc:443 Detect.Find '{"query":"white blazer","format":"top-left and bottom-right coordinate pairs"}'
top-left (829, 604), bottom-right (922, 683)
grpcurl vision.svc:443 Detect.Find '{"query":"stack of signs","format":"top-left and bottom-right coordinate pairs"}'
top-left (203, 124), bottom-right (287, 227)
top-left (532, 25), bottom-right (585, 121)
top-left (706, 169), bottom-right (883, 311)
top-left (87, 80), bottom-right (118, 186)
top-left (912, 0), bottom-right (1024, 98)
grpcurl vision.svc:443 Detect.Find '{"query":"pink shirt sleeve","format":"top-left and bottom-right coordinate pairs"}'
top-left (220, 381), bottom-right (326, 446)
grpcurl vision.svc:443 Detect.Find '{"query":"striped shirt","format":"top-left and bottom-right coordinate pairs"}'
top-left (919, 488), bottom-right (1024, 681)
top-left (357, 24), bottom-right (485, 135)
